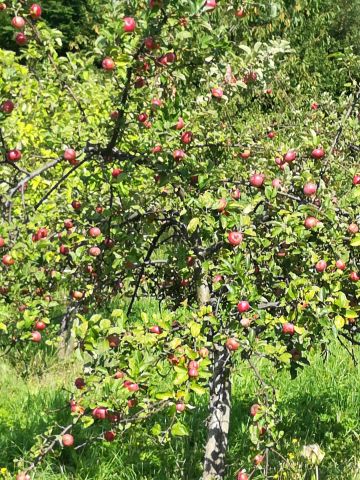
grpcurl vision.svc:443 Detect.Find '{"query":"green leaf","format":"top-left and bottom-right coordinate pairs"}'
top-left (189, 321), bottom-right (201, 338)
top-left (151, 423), bottom-right (162, 436)
top-left (171, 421), bottom-right (189, 436)
top-left (187, 218), bottom-right (200, 234)
top-left (190, 384), bottom-right (207, 395)
top-left (173, 367), bottom-right (189, 385)
top-left (334, 316), bottom-right (345, 329)
top-left (350, 235), bottom-right (360, 247)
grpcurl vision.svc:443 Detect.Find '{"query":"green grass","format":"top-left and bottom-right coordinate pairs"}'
top-left (1, 340), bottom-right (360, 479)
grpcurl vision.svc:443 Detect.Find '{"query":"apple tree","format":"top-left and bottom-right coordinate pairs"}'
top-left (0, 1), bottom-right (359, 479)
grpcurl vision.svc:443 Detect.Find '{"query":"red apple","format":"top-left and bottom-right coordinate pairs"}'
top-left (212, 87), bottom-right (223, 98)
top-left (231, 188), bottom-right (241, 200)
top-left (173, 149), bottom-right (185, 162)
top-left (348, 223), bottom-right (359, 234)
top-left (237, 301), bottom-right (250, 313)
top-left (315, 260), bottom-right (327, 272)
top-left (0, 237), bottom-right (5, 247)
top-left (15, 33), bottom-right (27, 45)
top-left (75, 377), bottom-right (85, 389)
top-left (35, 320), bottom-right (46, 331)
top-left (349, 271), bottom-right (359, 282)
top-left (303, 182), bottom-right (317, 196)
top-left (228, 231), bottom-right (243, 246)
top-left (92, 407), bottom-right (108, 420)
top-left (267, 131), bottom-right (275, 139)
top-left (225, 338), bottom-right (240, 351)
top-left (114, 371), bottom-right (125, 379)
top-left (31, 331), bottom-right (41, 342)
top-left (134, 77), bottom-right (145, 88)
top-left (71, 200), bottom-right (81, 210)
top-left (112, 168), bottom-right (123, 177)
top-left (240, 318), bottom-right (251, 328)
top-left (353, 175), bottom-right (360, 185)
top-left (205, 0), bottom-right (217, 9)
top-left (175, 117), bottom-right (185, 130)
top-left (311, 102), bottom-right (319, 110)
top-left (107, 334), bottom-right (120, 348)
top-left (272, 178), bottom-right (281, 188)
top-left (144, 36), bottom-right (158, 50)
top-left (102, 57), bottom-right (115, 71)
top-left (104, 237), bottom-right (114, 248)
top-left (59, 245), bottom-right (69, 255)
top-left (123, 17), bottom-right (136, 32)
top-left (187, 255), bottom-right (195, 267)
top-left (240, 150), bottom-right (250, 159)
top-left (311, 147), bottom-right (325, 159)
top-left (151, 98), bottom-right (162, 110)
top-left (12, 16), bottom-right (25, 29)
top-left (176, 402), bottom-right (186, 413)
top-left (104, 431), bottom-right (116, 442)
top-left (304, 216), bottom-right (319, 229)
top-left (250, 173), bottom-right (265, 188)
top-left (62, 434), bottom-right (74, 447)
top-left (282, 322), bottom-right (295, 335)
top-left (149, 325), bottom-right (162, 334)
top-left (283, 150), bottom-right (296, 163)
top-left (16, 473), bottom-right (31, 480)
top-left (71, 291), bottom-right (83, 300)
top-left (235, 8), bottom-right (245, 18)
top-left (199, 347), bottom-right (209, 358)
top-left (128, 383), bottom-right (139, 392)
top-left (152, 145), bottom-right (162, 154)
top-left (213, 274), bottom-right (223, 283)
top-left (138, 112), bottom-right (148, 123)
top-left (188, 368), bottom-right (199, 377)
top-left (63, 148), bottom-right (76, 164)
top-left (181, 131), bottom-right (193, 144)
top-left (30, 4), bottom-right (42, 19)
top-left (89, 227), bottom-right (101, 238)
top-left (1, 100), bottom-right (14, 113)
top-left (250, 404), bottom-right (261, 417)
top-left (149, 0), bottom-right (163, 7)
top-left (89, 246), bottom-right (101, 257)
top-left (335, 259), bottom-right (346, 270)
top-left (2, 254), bottom-right (14, 266)
top-left (188, 361), bottom-right (199, 370)
top-left (6, 149), bottom-right (22, 162)
top-left (217, 198), bottom-right (227, 212)
top-left (237, 473), bottom-right (248, 480)
top-left (64, 219), bottom-right (73, 230)
top-left (0, 3), bottom-right (6, 11)
top-left (254, 454), bottom-right (264, 465)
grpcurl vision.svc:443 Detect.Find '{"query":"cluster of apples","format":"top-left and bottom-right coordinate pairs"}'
top-left (9, 3), bottom-right (42, 46)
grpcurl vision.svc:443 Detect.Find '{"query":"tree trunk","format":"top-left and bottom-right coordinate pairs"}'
top-left (194, 264), bottom-right (232, 480)
top-left (202, 344), bottom-right (232, 480)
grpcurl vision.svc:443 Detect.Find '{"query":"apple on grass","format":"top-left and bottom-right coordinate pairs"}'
top-left (62, 434), bottom-right (74, 447)
top-left (104, 431), bottom-right (116, 442)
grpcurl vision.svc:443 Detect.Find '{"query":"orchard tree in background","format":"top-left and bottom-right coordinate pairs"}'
top-left (0, 1), bottom-right (360, 479)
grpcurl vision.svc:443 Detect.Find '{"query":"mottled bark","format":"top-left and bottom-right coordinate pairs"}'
top-left (202, 345), bottom-right (231, 480)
